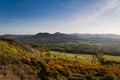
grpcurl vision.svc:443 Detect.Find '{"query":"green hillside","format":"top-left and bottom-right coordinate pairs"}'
top-left (0, 37), bottom-right (41, 80)
top-left (0, 37), bottom-right (41, 62)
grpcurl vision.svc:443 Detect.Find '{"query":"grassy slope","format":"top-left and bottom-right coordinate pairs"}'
top-left (0, 38), bottom-right (41, 80)
top-left (0, 37), bottom-right (120, 80)
top-left (104, 55), bottom-right (120, 61)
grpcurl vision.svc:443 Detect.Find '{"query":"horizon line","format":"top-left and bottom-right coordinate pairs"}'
top-left (1, 32), bottom-right (120, 35)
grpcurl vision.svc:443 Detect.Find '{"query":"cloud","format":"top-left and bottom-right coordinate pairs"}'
top-left (22, 0), bottom-right (120, 34)
top-left (90, 0), bottom-right (119, 18)
top-left (57, 0), bottom-right (120, 33)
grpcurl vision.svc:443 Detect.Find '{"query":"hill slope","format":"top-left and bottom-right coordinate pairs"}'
top-left (0, 37), bottom-right (120, 80)
top-left (0, 37), bottom-right (41, 80)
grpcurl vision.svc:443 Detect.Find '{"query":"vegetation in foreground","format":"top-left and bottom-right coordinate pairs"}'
top-left (0, 37), bottom-right (120, 80)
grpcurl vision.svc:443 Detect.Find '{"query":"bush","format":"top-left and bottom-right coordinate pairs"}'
top-left (105, 73), bottom-right (118, 80)
top-left (53, 71), bottom-right (60, 79)
top-left (79, 77), bottom-right (87, 80)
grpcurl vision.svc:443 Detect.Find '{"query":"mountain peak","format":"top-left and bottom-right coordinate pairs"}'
top-left (36, 32), bottom-right (50, 35)
top-left (54, 32), bottom-right (65, 35)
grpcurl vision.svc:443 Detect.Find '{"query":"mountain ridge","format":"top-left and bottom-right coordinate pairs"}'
top-left (2, 32), bottom-right (120, 39)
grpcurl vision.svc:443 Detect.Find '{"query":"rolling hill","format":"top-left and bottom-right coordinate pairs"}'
top-left (1, 32), bottom-right (81, 45)
top-left (2, 32), bottom-right (120, 45)
top-left (2, 32), bottom-right (120, 56)
top-left (72, 33), bottom-right (120, 39)
top-left (19, 32), bottom-right (81, 45)
top-left (3, 32), bottom-right (120, 39)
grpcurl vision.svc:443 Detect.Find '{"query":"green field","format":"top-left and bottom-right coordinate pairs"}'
top-left (43, 51), bottom-right (120, 63)
top-left (104, 55), bottom-right (120, 61)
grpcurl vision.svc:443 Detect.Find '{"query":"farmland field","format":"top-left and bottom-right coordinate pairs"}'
top-left (43, 51), bottom-right (120, 63)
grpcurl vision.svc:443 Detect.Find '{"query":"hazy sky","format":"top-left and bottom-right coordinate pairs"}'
top-left (0, 0), bottom-right (120, 34)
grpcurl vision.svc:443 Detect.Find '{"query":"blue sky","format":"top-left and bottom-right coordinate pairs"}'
top-left (0, 0), bottom-right (120, 34)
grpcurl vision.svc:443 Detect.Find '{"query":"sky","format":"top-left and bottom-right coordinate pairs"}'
top-left (0, 0), bottom-right (120, 34)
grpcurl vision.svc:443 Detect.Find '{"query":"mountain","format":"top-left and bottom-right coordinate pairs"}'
top-left (14, 32), bottom-right (81, 45)
top-left (3, 32), bottom-right (120, 41)
top-left (72, 33), bottom-right (120, 39)
top-left (34, 32), bottom-right (79, 39)
top-left (2, 34), bottom-right (32, 39)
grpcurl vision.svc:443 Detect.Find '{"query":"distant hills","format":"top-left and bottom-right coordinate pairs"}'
top-left (72, 33), bottom-right (120, 39)
top-left (2, 32), bottom-right (120, 45)
top-left (2, 34), bottom-right (32, 38)
top-left (1, 32), bottom-right (81, 45)
top-left (2, 32), bottom-right (120, 39)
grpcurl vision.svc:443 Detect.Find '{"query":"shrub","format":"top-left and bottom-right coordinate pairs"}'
top-left (105, 73), bottom-right (118, 80)
top-left (53, 71), bottom-right (60, 79)
top-left (79, 77), bottom-right (87, 80)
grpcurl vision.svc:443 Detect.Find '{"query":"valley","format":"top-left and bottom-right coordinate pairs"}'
top-left (0, 33), bottom-right (120, 80)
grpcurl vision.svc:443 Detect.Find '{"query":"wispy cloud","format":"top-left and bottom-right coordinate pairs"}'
top-left (89, 0), bottom-right (119, 19)
top-left (21, 0), bottom-right (120, 34)
top-left (57, 0), bottom-right (120, 34)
